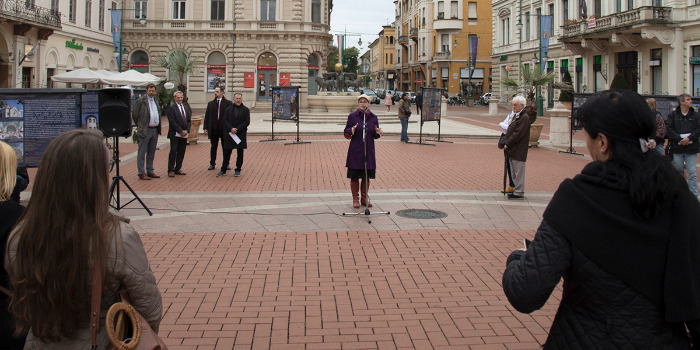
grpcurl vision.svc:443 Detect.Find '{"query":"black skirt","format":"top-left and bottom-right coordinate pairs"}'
top-left (347, 168), bottom-right (375, 180)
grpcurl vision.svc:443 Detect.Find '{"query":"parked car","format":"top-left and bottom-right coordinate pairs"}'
top-left (405, 92), bottom-right (416, 103)
top-left (361, 89), bottom-right (381, 104)
top-left (375, 89), bottom-right (386, 99)
top-left (480, 92), bottom-right (492, 105)
top-left (392, 91), bottom-right (402, 103)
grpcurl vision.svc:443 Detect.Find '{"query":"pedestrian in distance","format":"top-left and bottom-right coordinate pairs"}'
top-left (415, 90), bottom-right (423, 117)
top-left (665, 93), bottom-right (700, 197)
top-left (384, 91), bottom-right (393, 112)
top-left (502, 90), bottom-right (700, 349)
top-left (131, 82), bottom-right (162, 180)
top-left (217, 92), bottom-right (250, 177)
top-left (646, 98), bottom-right (666, 156)
top-left (166, 91), bottom-right (191, 177)
top-left (398, 92), bottom-right (411, 143)
top-left (500, 96), bottom-right (532, 199)
top-left (5, 129), bottom-right (163, 349)
top-left (204, 86), bottom-right (233, 170)
top-left (344, 95), bottom-right (382, 208)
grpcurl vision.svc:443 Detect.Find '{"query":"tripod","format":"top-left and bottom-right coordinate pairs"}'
top-left (108, 136), bottom-right (152, 215)
top-left (343, 108), bottom-right (390, 223)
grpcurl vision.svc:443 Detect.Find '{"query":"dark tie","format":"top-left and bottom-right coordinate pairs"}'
top-left (179, 104), bottom-right (186, 125)
top-left (216, 99), bottom-right (220, 120)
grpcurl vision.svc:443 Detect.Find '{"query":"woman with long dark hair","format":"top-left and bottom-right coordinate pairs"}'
top-left (5, 129), bottom-right (162, 348)
top-left (502, 90), bottom-right (700, 348)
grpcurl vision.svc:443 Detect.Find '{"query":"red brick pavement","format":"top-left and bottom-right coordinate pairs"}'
top-left (145, 229), bottom-right (560, 349)
top-left (99, 136), bottom-right (590, 193)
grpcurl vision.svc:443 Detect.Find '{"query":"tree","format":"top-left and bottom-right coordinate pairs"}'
top-left (328, 45), bottom-right (338, 70)
top-left (501, 64), bottom-right (557, 119)
top-left (155, 48), bottom-right (199, 102)
top-left (342, 47), bottom-right (359, 75)
top-left (559, 70), bottom-right (573, 102)
top-left (610, 73), bottom-right (629, 90)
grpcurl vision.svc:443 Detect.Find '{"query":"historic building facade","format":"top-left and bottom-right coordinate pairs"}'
top-left (369, 25), bottom-right (397, 91)
top-left (119, 0), bottom-right (333, 109)
top-left (492, 0), bottom-right (700, 111)
top-left (1, 0), bottom-right (117, 89)
top-left (393, 0), bottom-right (492, 98)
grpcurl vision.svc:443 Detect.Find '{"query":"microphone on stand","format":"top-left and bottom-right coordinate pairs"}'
top-left (362, 107), bottom-right (367, 143)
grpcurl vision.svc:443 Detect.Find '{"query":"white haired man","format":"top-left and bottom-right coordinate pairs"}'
top-left (501, 96), bottom-right (532, 199)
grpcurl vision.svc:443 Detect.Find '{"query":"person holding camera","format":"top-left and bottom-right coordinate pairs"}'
top-left (398, 92), bottom-right (411, 143)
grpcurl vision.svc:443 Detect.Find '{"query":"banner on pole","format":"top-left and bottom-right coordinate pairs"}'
top-left (110, 10), bottom-right (122, 71)
top-left (540, 16), bottom-right (552, 72)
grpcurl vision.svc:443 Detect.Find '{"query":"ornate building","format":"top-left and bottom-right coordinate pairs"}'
top-left (369, 25), bottom-right (397, 91)
top-left (119, 0), bottom-right (334, 109)
top-left (393, 0), bottom-right (492, 97)
top-left (491, 0), bottom-right (700, 112)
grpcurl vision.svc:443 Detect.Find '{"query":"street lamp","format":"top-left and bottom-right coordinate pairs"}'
top-left (110, 9), bottom-right (146, 72)
top-left (453, 36), bottom-right (479, 107)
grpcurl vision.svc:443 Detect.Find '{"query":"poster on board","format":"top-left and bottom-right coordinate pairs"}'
top-left (271, 86), bottom-right (299, 120)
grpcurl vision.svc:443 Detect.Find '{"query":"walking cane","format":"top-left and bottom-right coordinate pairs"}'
top-left (503, 149), bottom-right (508, 196)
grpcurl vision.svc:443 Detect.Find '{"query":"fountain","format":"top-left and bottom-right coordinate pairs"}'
top-left (307, 63), bottom-right (362, 113)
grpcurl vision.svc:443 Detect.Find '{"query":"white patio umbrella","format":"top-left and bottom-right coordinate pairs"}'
top-left (50, 68), bottom-right (106, 84)
top-left (101, 70), bottom-right (162, 86)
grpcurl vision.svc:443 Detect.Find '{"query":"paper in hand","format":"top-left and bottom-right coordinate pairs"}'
top-left (229, 132), bottom-right (241, 144)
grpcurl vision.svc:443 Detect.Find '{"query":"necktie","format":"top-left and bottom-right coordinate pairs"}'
top-left (179, 104), bottom-right (186, 125)
top-left (216, 99), bottom-right (220, 120)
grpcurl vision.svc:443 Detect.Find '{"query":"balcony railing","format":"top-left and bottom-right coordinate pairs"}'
top-left (409, 27), bottom-right (418, 37)
top-left (0, 0), bottom-right (61, 29)
top-left (561, 6), bottom-right (671, 38)
top-left (434, 51), bottom-right (451, 60)
top-left (398, 35), bottom-right (408, 44)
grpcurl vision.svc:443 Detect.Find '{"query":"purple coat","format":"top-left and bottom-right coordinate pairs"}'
top-left (344, 108), bottom-right (381, 170)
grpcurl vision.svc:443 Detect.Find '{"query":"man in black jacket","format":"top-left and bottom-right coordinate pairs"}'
top-left (666, 93), bottom-right (700, 197)
top-left (203, 87), bottom-right (233, 170)
top-left (217, 93), bottom-right (250, 177)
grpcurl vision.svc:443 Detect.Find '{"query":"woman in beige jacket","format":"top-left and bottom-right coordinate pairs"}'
top-left (5, 129), bottom-right (162, 349)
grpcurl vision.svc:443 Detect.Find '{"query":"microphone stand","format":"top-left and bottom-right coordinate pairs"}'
top-left (343, 107), bottom-right (390, 224)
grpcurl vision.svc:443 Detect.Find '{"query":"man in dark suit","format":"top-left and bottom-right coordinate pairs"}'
top-left (166, 91), bottom-right (191, 177)
top-left (217, 92), bottom-right (250, 177)
top-left (131, 83), bottom-right (161, 180)
top-left (203, 86), bottom-right (233, 170)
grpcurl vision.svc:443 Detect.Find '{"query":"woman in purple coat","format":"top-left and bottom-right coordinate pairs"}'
top-left (344, 94), bottom-right (382, 208)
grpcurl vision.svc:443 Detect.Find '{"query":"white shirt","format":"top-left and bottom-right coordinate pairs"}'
top-left (148, 97), bottom-right (158, 127)
top-left (499, 110), bottom-right (521, 133)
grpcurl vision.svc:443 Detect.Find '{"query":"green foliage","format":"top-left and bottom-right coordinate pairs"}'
top-left (328, 46), bottom-right (338, 69)
top-left (501, 64), bottom-right (557, 119)
top-left (155, 81), bottom-right (174, 115)
top-left (559, 70), bottom-right (573, 102)
top-left (342, 47), bottom-right (360, 74)
top-left (610, 73), bottom-right (629, 90)
top-left (155, 48), bottom-right (199, 99)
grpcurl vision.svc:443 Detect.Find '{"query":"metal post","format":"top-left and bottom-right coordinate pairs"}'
top-left (537, 14), bottom-right (544, 117)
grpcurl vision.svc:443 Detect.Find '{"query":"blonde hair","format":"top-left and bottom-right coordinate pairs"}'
top-left (0, 140), bottom-right (17, 201)
top-left (646, 98), bottom-right (657, 111)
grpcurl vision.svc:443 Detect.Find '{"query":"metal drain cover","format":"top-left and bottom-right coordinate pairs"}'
top-left (395, 209), bottom-right (448, 219)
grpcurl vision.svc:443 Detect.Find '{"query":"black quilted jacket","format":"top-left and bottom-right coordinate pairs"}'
top-left (503, 220), bottom-right (690, 349)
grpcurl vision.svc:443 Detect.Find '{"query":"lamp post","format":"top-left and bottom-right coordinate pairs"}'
top-left (453, 35), bottom-right (479, 107)
top-left (109, 9), bottom-right (146, 72)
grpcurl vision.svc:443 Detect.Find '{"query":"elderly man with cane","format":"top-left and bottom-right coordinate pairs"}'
top-left (498, 96), bottom-right (532, 199)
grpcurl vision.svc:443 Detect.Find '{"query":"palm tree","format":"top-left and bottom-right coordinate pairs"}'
top-left (155, 48), bottom-right (199, 103)
top-left (502, 64), bottom-right (558, 119)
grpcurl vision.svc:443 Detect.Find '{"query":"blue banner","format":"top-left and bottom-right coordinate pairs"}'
top-left (540, 16), bottom-right (552, 72)
top-left (469, 37), bottom-right (478, 79)
top-left (111, 10), bottom-right (121, 71)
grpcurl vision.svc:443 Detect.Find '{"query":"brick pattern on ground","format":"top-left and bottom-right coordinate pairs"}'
top-left (144, 230), bottom-right (560, 349)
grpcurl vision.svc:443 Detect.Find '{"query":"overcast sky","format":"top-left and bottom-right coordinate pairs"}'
top-left (330, 1), bottom-right (397, 55)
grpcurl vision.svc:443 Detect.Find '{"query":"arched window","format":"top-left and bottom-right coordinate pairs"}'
top-left (257, 52), bottom-right (277, 100)
top-left (206, 51), bottom-right (226, 92)
top-left (130, 50), bottom-right (149, 73)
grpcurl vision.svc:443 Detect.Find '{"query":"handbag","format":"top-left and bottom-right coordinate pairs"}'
top-left (498, 133), bottom-right (507, 149)
top-left (91, 256), bottom-right (168, 350)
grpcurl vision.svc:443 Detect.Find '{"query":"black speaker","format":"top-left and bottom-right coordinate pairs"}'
top-left (98, 88), bottom-right (132, 137)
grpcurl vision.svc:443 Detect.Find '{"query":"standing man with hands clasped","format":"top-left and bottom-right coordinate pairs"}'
top-left (217, 92), bottom-right (250, 177)
top-left (501, 96), bottom-right (532, 200)
top-left (132, 83), bottom-right (161, 180)
top-left (666, 93), bottom-right (700, 197)
top-left (203, 86), bottom-right (233, 170)
top-left (166, 91), bottom-right (191, 177)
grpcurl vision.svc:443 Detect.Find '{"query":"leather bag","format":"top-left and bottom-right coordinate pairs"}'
top-left (90, 256), bottom-right (168, 350)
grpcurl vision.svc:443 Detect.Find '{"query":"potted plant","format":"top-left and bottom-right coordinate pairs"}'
top-left (558, 70), bottom-right (573, 110)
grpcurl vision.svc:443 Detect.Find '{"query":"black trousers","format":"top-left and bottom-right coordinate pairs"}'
top-left (222, 148), bottom-right (244, 172)
top-left (168, 137), bottom-right (187, 172)
top-left (416, 104), bottom-right (422, 116)
top-left (209, 131), bottom-right (223, 166)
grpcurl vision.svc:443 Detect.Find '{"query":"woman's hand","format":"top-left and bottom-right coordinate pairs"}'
top-left (375, 125), bottom-right (382, 135)
top-left (351, 123), bottom-right (358, 136)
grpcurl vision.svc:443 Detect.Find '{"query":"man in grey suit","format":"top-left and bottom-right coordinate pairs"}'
top-left (131, 83), bottom-right (161, 180)
top-left (166, 91), bottom-right (191, 177)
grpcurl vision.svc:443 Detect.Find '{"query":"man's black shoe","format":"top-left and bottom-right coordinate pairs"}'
top-left (216, 171), bottom-right (226, 177)
top-left (234, 170), bottom-right (241, 177)
top-left (507, 194), bottom-right (524, 200)
top-left (208, 165), bottom-right (215, 170)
